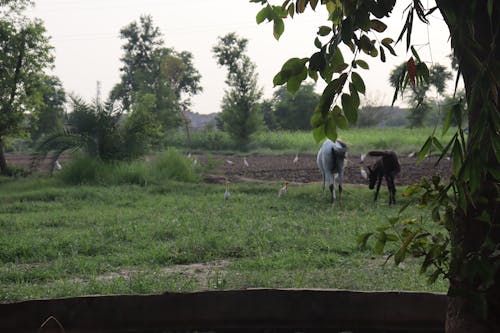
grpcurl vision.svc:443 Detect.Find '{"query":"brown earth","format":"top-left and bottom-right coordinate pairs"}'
top-left (197, 153), bottom-right (452, 186)
top-left (5, 152), bottom-right (452, 185)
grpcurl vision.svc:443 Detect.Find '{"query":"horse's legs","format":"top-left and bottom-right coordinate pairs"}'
top-left (338, 171), bottom-right (343, 207)
top-left (329, 173), bottom-right (335, 204)
top-left (387, 175), bottom-right (396, 205)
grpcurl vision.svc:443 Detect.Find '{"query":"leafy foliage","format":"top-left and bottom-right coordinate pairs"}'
top-left (253, 0), bottom-right (500, 328)
top-left (253, 0), bottom-right (399, 142)
top-left (272, 82), bottom-right (320, 130)
top-left (212, 33), bottom-right (263, 149)
top-left (0, 4), bottom-right (54, 174)
top-left (110, 15), bottom-right (202, 132)
top-left (389, 62), bottom-right (452, 127)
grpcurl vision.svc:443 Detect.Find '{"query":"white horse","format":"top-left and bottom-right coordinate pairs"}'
top-left (317, 139), bottom-right (347, 205)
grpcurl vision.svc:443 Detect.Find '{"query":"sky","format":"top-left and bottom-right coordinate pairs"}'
top-left (26, 0), bottom-right (454, 115)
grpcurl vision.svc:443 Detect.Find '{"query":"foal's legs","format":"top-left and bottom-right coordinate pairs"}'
top-left (387, 175), bottom-right (396, 205)
top-left (374, 176), bottom-right (383, 202)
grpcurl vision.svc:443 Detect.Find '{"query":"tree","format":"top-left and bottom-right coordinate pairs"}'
top-left (29, 75), bottom-right (66, 142)
top-left (37, 95), bottom-right (123, 162)
top-left (273, 82), bottom-right (320, 130)
top-left (252, 1), bottom-right (499, 331)
top-left (0, 1), bottom-right (54, 175)
top-left (389, 62), bottom-right (452, 127)
top-left (356, 94), bottom-right (393, 127)
top-left (110, 15), bottom-right (202, 132)
top-left (258, 99), bottom-right (278, 130)
top-left (212, 32), bottom-right (263, 149)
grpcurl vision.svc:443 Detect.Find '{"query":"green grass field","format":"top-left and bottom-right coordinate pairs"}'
top-left (172, 127), bottom-right (453, 156)
top-left (0, 176), bottom-right (448, 302)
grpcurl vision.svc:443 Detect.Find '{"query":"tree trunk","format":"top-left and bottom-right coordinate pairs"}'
top-left (436, 1), bottom-right (500, 332)
top-left (0, 136), bottom-right (9, 176)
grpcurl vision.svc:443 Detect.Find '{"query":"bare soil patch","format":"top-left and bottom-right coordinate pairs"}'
top-left (5, 152), bottom-right (452, 185)
top-left (199, 153), bottom-right (452, 185)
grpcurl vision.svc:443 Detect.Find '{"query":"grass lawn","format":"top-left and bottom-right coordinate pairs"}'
top-left (0, 177), bottom-right (448, 302)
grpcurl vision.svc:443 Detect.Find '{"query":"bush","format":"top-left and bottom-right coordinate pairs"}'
top-left (148, 148), bottom-right (199, 183)
top-left (59, 156), bottom-right (104, 185)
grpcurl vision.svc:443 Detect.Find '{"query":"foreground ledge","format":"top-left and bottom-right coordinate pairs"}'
top-left (0, 288), bottom-right (447, 332)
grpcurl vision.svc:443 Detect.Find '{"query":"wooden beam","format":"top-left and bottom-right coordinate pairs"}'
top-left (0, 289), bottom-right (447, 332)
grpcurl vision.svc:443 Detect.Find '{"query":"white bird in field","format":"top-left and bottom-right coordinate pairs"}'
top-left (55, 160), bottom-right (62, 171)
top-left (278, 181), bottom-right (289, 197)
top-left (293, 153), bottom-right (299, 164)
top-left (360, 154), bottom-right (366, 163)
top-left (408, 152), bottom-right (416, 158)
top-left (193, 158), bottom-right (198, 165)
top-left (226, 159), bottom-right (234, 165)
top-left (187, 152), bottom-right (192, 159)
top-left (224, 180), bottom-right (231, 202)
top-left (243, 157), bottom-right (249, 167)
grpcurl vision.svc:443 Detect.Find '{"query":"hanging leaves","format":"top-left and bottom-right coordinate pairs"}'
top-left (407, 57), bottom-right (417, 88)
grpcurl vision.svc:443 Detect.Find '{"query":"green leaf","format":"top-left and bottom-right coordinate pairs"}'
top-left (381, 37), bottom-right (394, 46)
top-left (342, 93), bottom-right (357, 125)
top-left (309, 51), bottom-right (326, 71)
top-left (410, 45), bottom-right (421, 63)
top-left (314, 37), bottom-right (322, 49)
top-left (374, 232), bottom-right (387, 255)
top-left (331, 47), bottom-right (344, 68)
top-left (273, 72), bottom-right (286, 86)
top-left (286, 75), bottom-right (302, 95)
top-left (358, 34), bottom-right (374, 54)
top-left (487, 0), bottom-right (493, 19)
top-left (418, 137), bottom-right (432, 161)
top-left (379, 45), bottom-right (386, 62)
top-left (313, 124), bottom-right (326, 143)
top-left (280, 57), bottom-right (308, 78)
top-left (370, 19), bottom-right (387, 32)
top-left (357, 232), bottom-right (374, 249)
top-left (355, 59), bottom-right (369, 69)
top-left (273, 18), bottom-right (285, 40)
top-left (349, 83), bottom-right (360, 109)
top-left (402, 184), bottom-right (421, 198)
top-left (318, 25), bottom-right (332, 36)
top-left (311, 111), bottom-right (323, 128)
top-left (334, 112), bottom-right (349, 130)
top-left (395, 232), bottom-right (417, 265)
top-left (308, 69), bottom-right (318, 81)
top-left (341, 17), bottom-right (353, 44)
top-left (451, 140), bottom-right (463, 175)
top-left (325, 115), bottom-right (338, 141)
top-left (256, 6), bottom-right (271, 24)
top-left (351, 72), bottom-right (365, 94)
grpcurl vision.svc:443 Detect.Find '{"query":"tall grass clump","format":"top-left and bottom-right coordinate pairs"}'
top-left (148, 148), bottom-right (199, 183)
top-left (59, 156), bottom-right (149, 185)
top-left (169, 129), bottom-right (235, 152)
top-left (251, 131), bottom-right (319, 153)
top-left (59, 156), bottom-right (107, 185)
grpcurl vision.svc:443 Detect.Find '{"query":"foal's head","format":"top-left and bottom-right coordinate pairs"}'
top-left (367, 166), bottom-right (377, 189)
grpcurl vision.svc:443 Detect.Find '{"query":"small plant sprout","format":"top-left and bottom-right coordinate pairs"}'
top-left (278, 181), bottom-right (289, 197)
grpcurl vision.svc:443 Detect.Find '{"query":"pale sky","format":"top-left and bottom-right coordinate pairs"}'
top-left (27, 0), bottom-right (453, 115)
